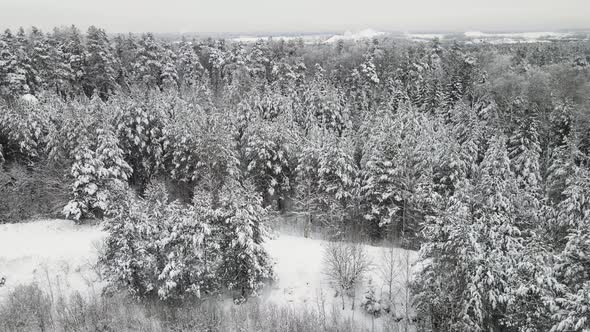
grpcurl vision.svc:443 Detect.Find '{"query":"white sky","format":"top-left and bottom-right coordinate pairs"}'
top-left (0, 0), bottom-right (588, 34)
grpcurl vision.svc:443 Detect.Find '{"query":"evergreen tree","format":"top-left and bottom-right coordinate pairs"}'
top-left (101, 182), bottom-right (218, 300)
top-left (14, 27), bottom-right (37, 94)
top-left (215, 182), bottom-right (274, 299)
top-left (134, 33), bottom-right (164, 90)
top-left (542, 167), bottom-right (590, 331)
top-left (361, 106), bottom-right (443, 244)
top-left (242, 115), bottom-right (295, 210)
top-left (415, 135), bottom-right (523, 331)
top-left (62, 25), bottom-right (86, 95)
top-left (84, 26), bottom-right (117, 99)
top-left (160, 44), bottom-right (178, 90)
top-left (509, 113), bottom-right (542, 192)
top-left (177, 40), bottom-right (204, 90)
top-left (46, 33), bottom-right (72, 98)
top-left (113, 33), bottom-right (138, 90)
top-left (0, 36), bottom-right (29, 99)
top-left (28, 27), bottom-right (51, 92)
top-left (296, 127), bottom-right (359, 237)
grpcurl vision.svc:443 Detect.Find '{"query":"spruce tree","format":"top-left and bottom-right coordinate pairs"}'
top-left (0, 37), bottom-right (29, 99)
top-left (84, 26), bottom-right (117, 99)
top-left (134, 33), bottom-right (164, 90)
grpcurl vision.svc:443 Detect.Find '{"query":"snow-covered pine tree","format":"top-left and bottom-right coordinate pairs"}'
top-left (414, 135), bottom-right (524, 331)
top-left (62, 25), bottom-right (86, 96)
top-left (296, 126), bottom-right (359, 237)
top-left (84, 26), bottom-right (118, 99)
top-left (360, 105), bottom-right (443, 244)
top-left (46, 32), bottom-right (72, 98)
top-left (247, 39), bottom-right (272, 83)
top-left (542, 167), bottom-right (590, 331)
top-left (28, 27), bottom-right (51, 92)
top-left (113, 93), bottom-right (168, 192)
top-left (0, 102), bottom-right (48, 162)
top-left (13, 27), bottom-right (38, 95)
top-left (215, 181), bottom-right (274, 300)
top-left (134, 33), bottom-right (164, 90)
top-left (112, 33), bottom-right (138, 90)
top-left (94, 126), bottom-right (133, 215)
top-left (177, 40), bottom-right (204, 90)
top-left (46, 98), bottom-right (130, 220)
top-left (62, 140), bottom-right (108, 220)
top-left (160, 44), bottom-right (178, 90)
top-left (101, 182), bottom-right (218, 300)
top-left (242, 115), bottom-right (295, 210)
top-left (506, 105), bottom-right (544, 230)
top-left (301, 76), bottom-right (350, 135)
top-left (0, 36), bottom-right (29, 100)
top-left (509, 111), bottom-right (542, 192)
top-left (207, 44), bottom-right (226, 95)
top-left (165, 100), bottom-right (239, 204)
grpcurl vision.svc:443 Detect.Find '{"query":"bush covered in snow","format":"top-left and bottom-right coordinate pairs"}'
top-left (101, 181), bottom-right (274, 301)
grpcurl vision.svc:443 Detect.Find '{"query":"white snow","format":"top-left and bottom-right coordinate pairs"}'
top-left (324, 29), bottom-right (386, 43)
top-left (0, 219), bottom-right (107, 299)
top-left (264, 234), bottom-right (418, 329)
top-left (0, 219), bottom-right (417, 330)
top-left (464, 31), bottom-right (575, 44)
top-left (19, 94), bottom-right (38, 104)
top-left (232, 34), bottom-right (328, 44)
top-left (464, 31), bottom-right (569, 39)
top-left (232, 29), bottom-right (387, 44)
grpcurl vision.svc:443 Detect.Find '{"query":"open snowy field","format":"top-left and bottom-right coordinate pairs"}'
top-left (0, 219), bottom-right (417, 330)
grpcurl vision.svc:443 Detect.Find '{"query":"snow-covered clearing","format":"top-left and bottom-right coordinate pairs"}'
top-left (0, 219), bottom-right (417, 330)
top-left (0, 220), bottom-right (107, 300)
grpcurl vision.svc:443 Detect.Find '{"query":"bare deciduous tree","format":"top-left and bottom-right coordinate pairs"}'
top-left (322, 240), bottom-right (372, 310)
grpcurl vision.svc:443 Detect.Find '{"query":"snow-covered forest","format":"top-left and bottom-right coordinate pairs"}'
top-left (1, 25), bottom-right (590, 331)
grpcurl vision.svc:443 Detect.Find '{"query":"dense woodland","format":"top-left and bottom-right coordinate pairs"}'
top-left (1, 25), bottom-right (590, 331)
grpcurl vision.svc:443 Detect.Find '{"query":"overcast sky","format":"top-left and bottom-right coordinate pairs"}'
top-left (0, 0), bottom-right (588, 34)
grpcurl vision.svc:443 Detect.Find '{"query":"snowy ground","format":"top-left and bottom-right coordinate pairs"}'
top-left (0, 220), bottom-right (107, 300)
top-left (0, 219), bottom-right (417, 330)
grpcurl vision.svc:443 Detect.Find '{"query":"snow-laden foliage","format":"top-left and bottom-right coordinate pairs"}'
top-left (414, 135), bottom-right (524, 331)
top-left (0, 102), bottom-right (48, 162)
top-left (101, 182), bottom-right (217, 300)
top-left (215, 182), bottom-right (275, 299)
top-left (177, 41), bottom-right (205, 90)
top-left (360, 106), bottom-right (444, 244)
top-left (165, 100), bottom-right (239, 202)
top-left (1, 26), bottom-right (590, 328)
top-left (113, 94), bottom-right (168, 191)
top-left (542, 167), bottom-right (590, 331)
top-left (0, 38), bottom-right (29, 99)
top-left (160, 45), bottom-right (179, 90)
top-left (134, 33), bottom-right (164, 90)
top-left (296, 126), bottom-right (359, 237)
top-left (242, 115), bottom-right (296, 209)
top-left (101, 181), bottom-right (274, 301)
top-left (361, 279), bottom-right (389, 318)
top-left (47, 99), bottom-right (131, 220)
top-left (84, 26), bottom-right (118, 99)
top-left (301, 72), bottom-right (350, 134)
